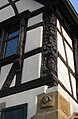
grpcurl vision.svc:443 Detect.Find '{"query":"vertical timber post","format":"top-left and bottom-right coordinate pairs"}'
top-left (41, 8), bottom-right (57, 86)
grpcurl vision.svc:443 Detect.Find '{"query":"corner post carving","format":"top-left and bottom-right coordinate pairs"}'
top-left (41, 8), bottom-right (57, 84)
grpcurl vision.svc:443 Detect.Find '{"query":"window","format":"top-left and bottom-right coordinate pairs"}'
top-left (0, 27), bottom-right (19, 59)
top-left (1, 103), bottom-right (28, 119)
top-left (5, 29), bottom-right (19, 58)
top-left (0, 10), bottom-right (31, 61)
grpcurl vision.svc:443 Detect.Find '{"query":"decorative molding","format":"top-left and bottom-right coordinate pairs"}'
top-left (40, 95), bottom-right (54, 108)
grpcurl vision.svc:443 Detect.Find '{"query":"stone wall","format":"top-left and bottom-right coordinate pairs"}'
top-left (31, 91), bottom-right (70, 119)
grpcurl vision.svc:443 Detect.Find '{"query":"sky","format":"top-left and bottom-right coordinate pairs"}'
top-left (69, 0), bottom-right (78, 13)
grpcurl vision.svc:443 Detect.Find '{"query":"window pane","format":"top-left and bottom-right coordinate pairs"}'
top-left (8, 30), bottom-right (19, 39)
top-left (5, 29), bottom-right (19, 58)
top-left (5, 37), bottom-right (19, 57)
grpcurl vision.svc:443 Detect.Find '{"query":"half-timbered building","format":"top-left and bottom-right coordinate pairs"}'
top-left (0, 0), bottom-right (78, 119)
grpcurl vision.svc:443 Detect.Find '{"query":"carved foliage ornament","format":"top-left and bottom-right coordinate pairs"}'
top-left (41, 9), bottom-right (57, 78)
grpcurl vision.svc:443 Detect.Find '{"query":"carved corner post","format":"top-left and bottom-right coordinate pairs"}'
top-left (41, 8), bottom-right (57, 86)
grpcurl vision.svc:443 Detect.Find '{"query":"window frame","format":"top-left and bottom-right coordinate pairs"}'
top-left (4, 27), bottom-right (19, 58)
top-left (1, 103), bottom-right (28, 119)
top-left (0, 10), bottom-right (31, 67)
top-left (0, 26), bottom-right (20, 60)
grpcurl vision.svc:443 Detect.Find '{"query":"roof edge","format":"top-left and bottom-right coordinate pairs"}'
top-left (63, 0), bottom-right (78, 24)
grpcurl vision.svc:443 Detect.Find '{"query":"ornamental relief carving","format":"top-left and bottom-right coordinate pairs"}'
top-left (41, 9), bottom-right (57, 79)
